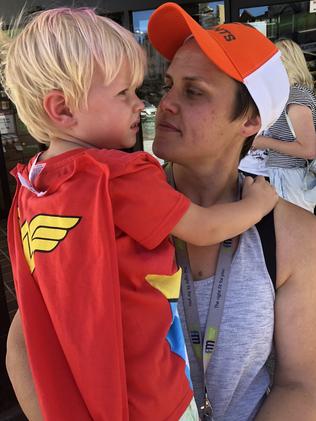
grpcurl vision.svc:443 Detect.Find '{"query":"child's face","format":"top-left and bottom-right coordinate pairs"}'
top-left (72, 62), bottom-right (144, 149)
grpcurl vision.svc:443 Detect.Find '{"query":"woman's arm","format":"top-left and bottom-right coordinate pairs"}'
top-left (253, 104), bottom-right (316, 159)
top-left (255, 201), bottom-right (316, 420)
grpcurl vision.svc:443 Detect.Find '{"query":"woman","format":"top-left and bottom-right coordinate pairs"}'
top-left (253, 39), bottom-right (316, 212)
top-left (149, 5), bottom-right (316, 420)
top-left (6, 4), bottom-right (316, 421)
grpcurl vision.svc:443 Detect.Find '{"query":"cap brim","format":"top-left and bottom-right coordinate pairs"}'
top-left (148, 2), bottom-right (243, 81)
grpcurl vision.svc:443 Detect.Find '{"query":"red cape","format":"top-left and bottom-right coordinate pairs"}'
top-left (8, 152), bottom-right (128, 420)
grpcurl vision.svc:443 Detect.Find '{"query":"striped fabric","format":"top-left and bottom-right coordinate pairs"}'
top-left (267, 84), bottom-right (316, 168)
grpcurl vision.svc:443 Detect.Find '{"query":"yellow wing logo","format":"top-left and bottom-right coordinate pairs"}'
top-left (20, 214), bottom-right (81, 273)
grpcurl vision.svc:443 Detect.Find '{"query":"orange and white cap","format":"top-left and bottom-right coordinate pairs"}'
top-left (148, 2), bottom-right (290, 132)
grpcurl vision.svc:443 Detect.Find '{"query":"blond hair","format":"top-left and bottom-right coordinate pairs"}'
top-left (275, 39), bottom-right (314, 90)
top-left (0, 8), bottom-right (146, 143)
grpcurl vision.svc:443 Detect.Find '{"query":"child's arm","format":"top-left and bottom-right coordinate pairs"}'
top-left (172, 176), bottom-right (278, 246)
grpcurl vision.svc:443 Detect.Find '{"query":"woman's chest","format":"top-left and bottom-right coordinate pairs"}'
top-left (187, 239), bottom-right (239, 281)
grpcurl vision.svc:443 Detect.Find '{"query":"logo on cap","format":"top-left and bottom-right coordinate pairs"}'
top-left (213, 26), bottom-right (236, 42)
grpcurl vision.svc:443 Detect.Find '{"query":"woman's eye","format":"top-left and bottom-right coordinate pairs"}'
top-left (186, 88), bottom-right (202, 97)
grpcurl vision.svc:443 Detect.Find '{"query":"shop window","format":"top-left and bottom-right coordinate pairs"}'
top-left (191, 2), bottom-right (225, 27)
top-left (96, 9), bottom-right (124, 25)
top-left (238, 2), bottom-right (316, 80)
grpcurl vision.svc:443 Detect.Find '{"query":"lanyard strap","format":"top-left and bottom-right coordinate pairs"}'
top-left (174, 238), bottom-right (233, 421)
top-left (175, 238), bottom-right (233, 374)
top-left (165, 163), bottom-right (234, 372)
top-left (164, 163), bottom-right (235, 420)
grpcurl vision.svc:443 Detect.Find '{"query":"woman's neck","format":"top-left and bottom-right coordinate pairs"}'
top-left (172, 161), bottom-right (240, 207)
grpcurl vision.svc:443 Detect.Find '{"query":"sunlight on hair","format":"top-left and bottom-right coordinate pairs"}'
top-left (276, 39), bottom-right (314, 90)
top-left (0, 8), bottom-right (146, 143)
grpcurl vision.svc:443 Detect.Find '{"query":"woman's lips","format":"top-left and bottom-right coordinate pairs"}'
top-left (157, 121), bottom-right (181, 133)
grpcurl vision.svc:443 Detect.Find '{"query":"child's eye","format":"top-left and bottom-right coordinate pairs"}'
top-left (161, 84), bottom-right (171, 93)
top-left (118, 89), bottom-right (128, 96)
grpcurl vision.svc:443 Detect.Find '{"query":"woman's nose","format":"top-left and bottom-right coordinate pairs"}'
top-left (159, 90), bottom-right (179, 114)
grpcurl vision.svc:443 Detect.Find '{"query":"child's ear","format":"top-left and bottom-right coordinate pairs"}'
top-left (43, 91), bottom-right (75, 128)
top-left (240, 114), bottom-right (261, 138)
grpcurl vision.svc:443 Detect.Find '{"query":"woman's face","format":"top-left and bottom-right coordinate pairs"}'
top-left (153, 39), bottom-right (245, 166)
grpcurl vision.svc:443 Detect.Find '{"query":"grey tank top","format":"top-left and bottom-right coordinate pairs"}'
top-left (178, 226), bottom-right (275, 421)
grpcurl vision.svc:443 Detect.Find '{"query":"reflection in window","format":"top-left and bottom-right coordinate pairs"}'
top-left (132, 9), bottom-right (166, 107)
top-left (133, 9), bottom-right (154, 34)
top-left (239, 2), bottom-right (316, 81)
top-left (240, 6), bottom-right (269, 19)
top-left (189, 2), bottom-right (225, 28)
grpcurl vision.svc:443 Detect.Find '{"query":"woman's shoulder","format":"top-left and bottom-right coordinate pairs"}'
top-left (274, 199), bottom-right (316, 288)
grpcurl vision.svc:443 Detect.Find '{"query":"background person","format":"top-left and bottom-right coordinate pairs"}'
top-left (253, 39), bottom-right (316, 212)
top-left (238, 130), bottom-right (270, 179)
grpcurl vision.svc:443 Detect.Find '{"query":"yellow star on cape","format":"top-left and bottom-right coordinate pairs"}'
top-left (145, 268), bottom-right (182, 300)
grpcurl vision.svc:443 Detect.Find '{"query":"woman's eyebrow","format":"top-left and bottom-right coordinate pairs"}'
top-left (165, 73), bottom-right (208, 84)
top-left (183, 76), bottom-right (207, 83)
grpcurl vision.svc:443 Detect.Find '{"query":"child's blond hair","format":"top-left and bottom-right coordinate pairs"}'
top-left (0, 8), bottom-right (146, 143)
top-left (276, 39), bottom-right (314, 90)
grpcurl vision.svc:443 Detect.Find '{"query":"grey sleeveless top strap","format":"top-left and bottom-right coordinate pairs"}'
top-left (178, 226), bottom-right (275, 421)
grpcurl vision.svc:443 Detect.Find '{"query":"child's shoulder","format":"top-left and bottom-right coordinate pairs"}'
top-left (85, 149), bottom-right (162, 176)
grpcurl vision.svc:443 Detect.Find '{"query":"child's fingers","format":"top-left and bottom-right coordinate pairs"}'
top-left (242, 176), bottom-right (254, 190)
top-left (244, 175), bottom-right (255, 184)
top-left (253, 175), bottom-right (267, 185)
top-left (241, 176), bottom-right (255, 198)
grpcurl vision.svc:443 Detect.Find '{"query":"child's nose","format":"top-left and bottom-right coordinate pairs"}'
top-left (136, 97), bottom-right (145, 112)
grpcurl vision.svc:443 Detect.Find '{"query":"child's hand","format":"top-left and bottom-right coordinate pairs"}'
top-left (242, 176), bottom-right (279, 217)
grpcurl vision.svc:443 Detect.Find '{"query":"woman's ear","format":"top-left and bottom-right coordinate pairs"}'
top-left (240, 114), bottom-right (261, 138)
top-left (43, 91), bottom-right (76, 128)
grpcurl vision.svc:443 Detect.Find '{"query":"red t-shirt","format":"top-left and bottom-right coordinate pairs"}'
top-left (8, 148), bottom-right (192, 421)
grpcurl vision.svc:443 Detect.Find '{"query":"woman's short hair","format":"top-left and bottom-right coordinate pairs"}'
top-left (0, 8), bottom-right (146, 143)
top-left (231, 81), bottom-right (259, 160)
top-left (275, 39), bottom-right (314, 90)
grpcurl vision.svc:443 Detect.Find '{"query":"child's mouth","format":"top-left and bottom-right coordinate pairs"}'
top-left (130, 121), bottom-right (140, 129)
